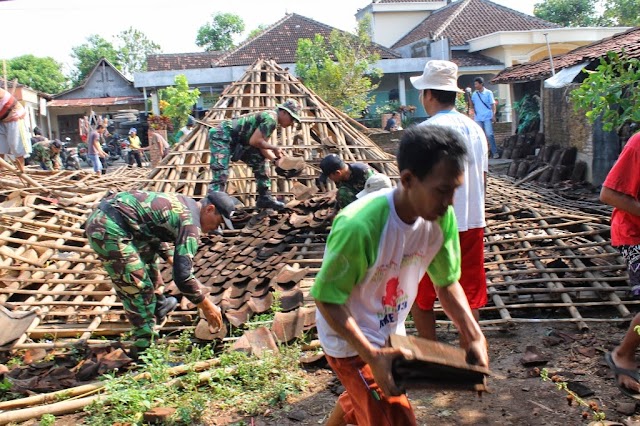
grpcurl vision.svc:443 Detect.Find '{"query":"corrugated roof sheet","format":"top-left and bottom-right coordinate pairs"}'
top-left (492, 26), bottom-right (640, 84)
top-left (48, 97), bottom-right (144, 107)
top-left (393, 0), bottom-right (558, 48)
top-left (214, 13), bottom-right (400, 67)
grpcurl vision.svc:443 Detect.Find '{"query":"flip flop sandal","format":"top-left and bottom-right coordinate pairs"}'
top-left (605, 352), bottom-right (640, 400)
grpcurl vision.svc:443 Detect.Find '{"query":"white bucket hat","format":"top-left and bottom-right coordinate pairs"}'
top-left (357, 173), bottom-right (393, 198)
top-left (410, 60), bottom-right (463, 93)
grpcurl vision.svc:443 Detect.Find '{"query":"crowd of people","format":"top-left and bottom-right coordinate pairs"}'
top-left (3, 58), bottom-right (638, 423)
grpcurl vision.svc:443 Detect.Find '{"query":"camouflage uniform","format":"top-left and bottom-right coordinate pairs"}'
top-left (336, 163), bottom-right (375, 210)
top-left (85, 190), bottom-right (207, 349)
top-left (208, 110), bottom-right (278, 195)
top-left (30, 142), bottom-right (61, 170)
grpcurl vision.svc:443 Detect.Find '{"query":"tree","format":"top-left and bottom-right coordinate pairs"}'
top-left (603, 0), bottom-right (640, 25)
top-left (6, 55), bottom-right (68, 94)
top-left (116, 27), bottom-right (162, 78)
top-left (246, 24), bottom-right (269, 41)
top-left (196, 13), bottom-right (245, 52)
top-left (295, 15), bottom-right (382, 118)
top-left (159, 75), bottom-right (200, 133)
top-left (70, 35), bottom-right (121, 85)
top-left (571, 51), bottom-right (640, 133)
top-left (533, 0), bottom-right (603, 26)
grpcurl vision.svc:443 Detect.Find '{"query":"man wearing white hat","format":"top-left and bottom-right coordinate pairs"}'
top-left (410, 60), bottom-right (489, 344)
top-left (356, 173), bottom-right (393, 199)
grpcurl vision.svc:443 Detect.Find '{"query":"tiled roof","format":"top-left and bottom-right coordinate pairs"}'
top-left (451, 50), bottom-right (504, 67)
top-left (492, 26), bottom-right (640, 83)
top-left (214, 13), bottom-right (400, 67)
top-left (146, 51), bottom-right (224, 71)
top-left (375, 0), bottom-right (443, 3)
top-left (393, 0), bottom-right (559, 48)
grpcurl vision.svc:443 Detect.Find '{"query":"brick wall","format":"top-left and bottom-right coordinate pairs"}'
top-left (542, 85), bottom-right (593, 155)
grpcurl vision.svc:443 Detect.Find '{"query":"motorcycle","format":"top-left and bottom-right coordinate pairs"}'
top-left (120, 138), bottom-right (131, 162)
top-left (77, 142), bottom-right (90, 166)
top-left (60, 138), bottom-right (81, 170)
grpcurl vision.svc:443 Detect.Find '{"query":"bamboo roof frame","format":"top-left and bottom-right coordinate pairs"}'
top-left (0, 60), bottom-right (633, 352)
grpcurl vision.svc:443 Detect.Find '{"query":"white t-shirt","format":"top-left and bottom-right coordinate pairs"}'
top-left (310, 189), bottom-right (461, 358)
top-left (420, 110), bottom-right (488, 231)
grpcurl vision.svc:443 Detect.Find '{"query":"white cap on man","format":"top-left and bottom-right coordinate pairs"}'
top-left (357, 173), bottom-right (393, 198)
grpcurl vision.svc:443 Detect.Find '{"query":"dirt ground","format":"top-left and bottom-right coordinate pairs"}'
top-left (22, 320), bottom-right (640, 426)
top-left (203, 321), bottom-right (640, 426)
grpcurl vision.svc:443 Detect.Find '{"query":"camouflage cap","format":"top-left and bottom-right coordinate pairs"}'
top-left (277, 98), bottom-right (301, 123)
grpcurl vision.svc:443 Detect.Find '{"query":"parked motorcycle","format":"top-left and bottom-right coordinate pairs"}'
top-left (77, 142), bottom-right (90, 166)
top-left (60, 138), bottom-right (81, 170)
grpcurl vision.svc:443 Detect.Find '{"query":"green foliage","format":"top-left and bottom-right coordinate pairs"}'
top-left (5, 55), bottom-right (68, 94)
top-left (539, 368), bottom-right (605, 421)
top-left (159, 75), bottom-right (201, 132)
top-left (246, 24), bottom-right (269, 41)
top-left (533, 0), bottom-right (604, 26)
top-left (70, 35), bottom-right (122, 86)
top-left (39, 413), bottom-right (56, 426)
top-left (209, 347), bottom-right (306, 415)
top-left (533, 0), bottom-right (640, 25)
top-left (570, 51), bottom-right (640, 133)
top-left (196, 12), bottom-right (245, 52)
top-left (70, 29), bottom-right (162, 86)
top-left (83, 332), bottom-right (306, 425)
top-left (295, 14), bottom-right (382, 118)
top-left (116, 27), bottom-right (162, 78)
top-left (513, 94), bottom-right (541, 134)
top-left (603, 0), bottom-right (640, 25)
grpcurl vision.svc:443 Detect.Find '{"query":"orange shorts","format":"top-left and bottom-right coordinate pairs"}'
top-left (325, 354), bottom-right (416, 426)
top-left (416, 227), bottom-right (487, 310)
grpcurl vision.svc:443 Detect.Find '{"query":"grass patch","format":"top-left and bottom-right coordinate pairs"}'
top-left (83, 330), bottom-right (307, 425)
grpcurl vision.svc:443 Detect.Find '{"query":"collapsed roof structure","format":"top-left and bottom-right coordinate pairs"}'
top-left (0, 59), bottom-right (633, 353)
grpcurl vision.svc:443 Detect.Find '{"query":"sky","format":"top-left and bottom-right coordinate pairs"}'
top-left (1, 0), bottom-right (539, 74)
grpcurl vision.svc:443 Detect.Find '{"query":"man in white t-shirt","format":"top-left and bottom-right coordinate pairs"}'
top-left (410, 60), bottom-right (489, 344)
top-left (311, 125), bottom-right (488, 426)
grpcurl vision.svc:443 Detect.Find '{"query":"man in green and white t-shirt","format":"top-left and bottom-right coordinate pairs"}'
top-left (311, 125), bottom-right (489, 426)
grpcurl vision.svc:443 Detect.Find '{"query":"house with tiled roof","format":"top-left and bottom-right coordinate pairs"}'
top-left (490, 26), bottom-right (639, 185)
top-left (136, 13), bottom-right (428, 116)
top-left (50, 58), bottom-right (145, 143)
top-left (363, 0), bottom-right (626, 120)
top-left (355, 0), bottom-right (451, 48)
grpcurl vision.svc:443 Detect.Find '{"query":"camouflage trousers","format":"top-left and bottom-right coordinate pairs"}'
top-left (208, 127), bottom-right (271, 195)
top-left (85, 209), bottom-right (164, 349)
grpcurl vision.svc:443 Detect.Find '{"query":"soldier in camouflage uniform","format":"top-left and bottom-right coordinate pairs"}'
top-left (30, 139), bottom-right (62, 170)
top-left (86, 190), bottom-right (238, 350)
top-left (318, 154), bottom-right (375, 210)
top-left (208, 98), bottom-right (301, 209)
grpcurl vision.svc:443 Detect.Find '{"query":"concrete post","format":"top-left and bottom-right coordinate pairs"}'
top-left (398, 74), bottom-right (406, 106)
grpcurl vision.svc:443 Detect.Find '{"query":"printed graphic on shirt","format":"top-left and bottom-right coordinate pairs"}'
top-left (378, 277), bottom-right (409, 328)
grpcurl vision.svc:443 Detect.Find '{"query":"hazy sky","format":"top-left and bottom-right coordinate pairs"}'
top-left (1, 0), bottom-right (539, 73)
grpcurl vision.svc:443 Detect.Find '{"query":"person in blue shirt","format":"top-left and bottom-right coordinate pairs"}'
top-left (470, 77), bottom-right (500, 159)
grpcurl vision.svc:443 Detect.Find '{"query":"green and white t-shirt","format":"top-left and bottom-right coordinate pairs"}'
top-left (310, 188), bottom-right (461, 358)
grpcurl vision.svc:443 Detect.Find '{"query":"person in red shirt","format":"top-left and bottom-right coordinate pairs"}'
top-left (601, 130), bottom-right (640, 400)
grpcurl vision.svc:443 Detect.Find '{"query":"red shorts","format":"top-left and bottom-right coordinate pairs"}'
top-left (325, 354), bottom-right (416, 426)
top-left (416, 227), bottom-right (487, 310)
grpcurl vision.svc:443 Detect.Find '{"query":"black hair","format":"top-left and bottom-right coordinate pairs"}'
top-left (474, 77), bottom-right (484, 85)
top-left (397, 125), bottom-right (467, 180)
top-left (33, 127), bottom-right (42, 136)
top-left (428, 89), bottom-right (457, 106)
top-left (96, 125), bottom-right (104, 130)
